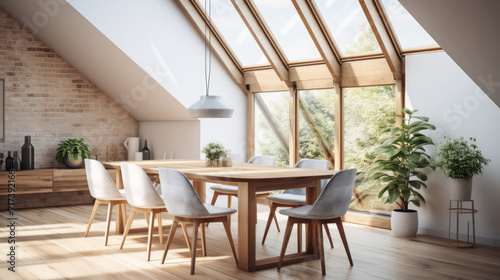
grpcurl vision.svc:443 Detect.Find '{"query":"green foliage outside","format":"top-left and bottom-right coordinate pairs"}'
top-left (56, 138), bottom-right (90, 162)
top-left (434, 137), bottom-right (490, 180)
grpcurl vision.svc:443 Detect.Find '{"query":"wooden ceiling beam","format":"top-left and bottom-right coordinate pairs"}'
top-left (176, 0), bottom-right (247, 93)
top-left (291, 0), bottom-right (341, 83)
top-left (231, 0), bottom-right (290, 83)
top-left (359, 0), bottom-right (402, 80)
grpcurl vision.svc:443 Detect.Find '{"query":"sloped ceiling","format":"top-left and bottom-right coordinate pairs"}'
top-left (400, 0), bottom-right (500, 108)
top-left (0, 0), bottom-right (193, 121)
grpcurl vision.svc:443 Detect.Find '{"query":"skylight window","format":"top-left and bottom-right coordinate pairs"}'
top-left (314, 0), bottom-right (382, 57)
top-left (379, 0), bottom-right (438, 50)
top-left (198, 0), bottom-right (269, 67)
top-left (251, 0), bottom-right (322, 62)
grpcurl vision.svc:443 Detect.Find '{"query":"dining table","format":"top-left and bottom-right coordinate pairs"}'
top-left (102, 159), bottom-right (336, 272)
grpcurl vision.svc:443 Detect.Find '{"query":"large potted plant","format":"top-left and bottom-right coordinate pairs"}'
top-left (372, 108), bottom-right (435, 237)
top-left (56, 138), bottom-right (91, 169)
top-left (434, 136), bottom-right (490, 201)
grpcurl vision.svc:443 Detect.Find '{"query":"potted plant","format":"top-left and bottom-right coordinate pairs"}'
top-left (372, 108), bottom-right (436, 237)
top-left (56, 138), bottom-right (91, 169)
top-left (434, 136), bottom-right (490, 201)
top-left (202, 142), bottom-right (226, 167)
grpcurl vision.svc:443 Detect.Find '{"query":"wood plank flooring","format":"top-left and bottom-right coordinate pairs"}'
top-left (1, 201), bottom-right (499, 279)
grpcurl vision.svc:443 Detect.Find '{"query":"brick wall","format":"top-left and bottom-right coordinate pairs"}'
top-left (0, 8), bottom-right (138, 168)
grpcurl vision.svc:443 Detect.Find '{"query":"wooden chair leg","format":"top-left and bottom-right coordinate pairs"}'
top-left (336, 220), bottom-right (353, 266)
top-left (181, 222), bottom-right (192, 253)
top-left (84, 200), bottom-right (100, 237)
top-left (317, 222), bottom-right (326, 276)
top-left (228, 195), bottom-right (232, 208)
top-left (144, 212), bottom-right (150, 227)
top-left (324, 224), bottom-right (334, 248)
top-left (104, 202), bottom-right (114, 246)
top-left (147, 211), bottom-right (156, 261)
top-left (162, 220), bottom-right (178, 264)
top-left (222, 218), bottom-right (238, 266)
top-left (262, 202), bottom-right (278, 244)
top-left (157, 212), bottom-right (164, 244)
top-left (277, 219), bottom-right (295, 271)
top-left (297, 223), bottom-right (302, 253)
top-left (120, 209), bottom-right (136, 249)
top-left (120, 204), bottom-right (127, 228)
top-left (199, 223), bottom-right (207, 257)
top-left (273, 211), bottom-right (280, 232)
top-left (190, 221), bottom-right (200, 275)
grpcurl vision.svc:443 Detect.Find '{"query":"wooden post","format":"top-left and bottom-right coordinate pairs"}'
top-left (395, 78), bottom-right (405, 126)
top-left (115, 168), bottom-right (124, 234)
top-left (334, 82), bottom-right (344, 171)
top-left (237, 182), bottom-right (256, 271)
top-left (247, 92), bottom-right (255, 161)
top-left (193, 181), bottom-right (206, 203)
top-left (289, 83), bottom-right (299, 166)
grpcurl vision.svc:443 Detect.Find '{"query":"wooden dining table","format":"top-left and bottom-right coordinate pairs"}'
top-left (102, 159), bottom-right (336, 272)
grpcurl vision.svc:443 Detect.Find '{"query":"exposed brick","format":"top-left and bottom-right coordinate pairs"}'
top-left (0, 8), bottom-right (138, 167)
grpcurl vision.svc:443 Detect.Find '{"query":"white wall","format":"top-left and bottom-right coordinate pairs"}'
top-left (406, 52), bottom-right (500, 246)
top-left (68, 0), bottom-right (247, 161)
top-left (139, 121), bottom-right (200, 160)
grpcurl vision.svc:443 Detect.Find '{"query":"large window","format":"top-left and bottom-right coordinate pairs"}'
top-left (298, 89), bottom-right (335, 165)
top-left (344, 86), bottom-right (396, 214)
top-left (255, 91), bottom-right (289, 167)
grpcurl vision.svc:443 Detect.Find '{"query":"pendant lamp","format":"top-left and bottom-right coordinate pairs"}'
top-left (188, 0), bottom-right (234, 118)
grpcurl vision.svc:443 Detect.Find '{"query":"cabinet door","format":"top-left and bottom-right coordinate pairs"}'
top-left (0, 170), bottom-right (53, 195)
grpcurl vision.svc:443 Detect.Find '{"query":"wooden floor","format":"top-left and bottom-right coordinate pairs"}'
top-left (1, 200), bottom-right (500, 280)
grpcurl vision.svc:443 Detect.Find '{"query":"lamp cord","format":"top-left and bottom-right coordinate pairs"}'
top-left (204, 0), bottom-right (212, 97)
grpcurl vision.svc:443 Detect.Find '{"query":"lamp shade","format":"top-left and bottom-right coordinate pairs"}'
top-left (188, 95), bottom-right (234, 118)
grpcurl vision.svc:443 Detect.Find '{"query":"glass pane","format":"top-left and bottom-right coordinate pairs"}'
top-left (298, 89), bottom-right (335, 164)
top-left (380, 0), bottom-right (438, 50)
top-left (252, 0), bottom-right (322, 62)
top-left (199, 0), bottom-right (269, 67)
top-left (255, 92), bottom-right (289, 167)
top-left (314, 0), bottom-right (381, 56)
top-left (344, 86), bottom-right (395, 215)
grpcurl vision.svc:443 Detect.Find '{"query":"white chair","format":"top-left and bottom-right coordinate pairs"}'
top-left (119, 163), bottom-right (191, 261)
top-left (209, 156), bottom-right (278, 228)
top-left (159, 167), bottom-right (238, 275)
top-left (84, 159), bottom-right (128, 246)
top-left (277, 168), bottom-right (357, 276)
top-left (262, 159), bottom-right (334, 249)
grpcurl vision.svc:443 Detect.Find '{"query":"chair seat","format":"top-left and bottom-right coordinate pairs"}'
top-left (279, 205), bottom-right (341, 220)
top-left (174, 204), bottom-right (237, 219)
top-left (267, 194), bottom-right (306, 205)
top-left (211, 184), bottom-right (272, 195)
top-left (96, 191), bottom-right (128, 201)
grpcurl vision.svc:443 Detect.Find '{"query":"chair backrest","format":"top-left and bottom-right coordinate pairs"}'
top-left (84, 159), bottom-right (122, 200)
top-left (248, 156), bottom-right (275, 166)
top-left (307, 168), bottom-right (357, 218)
top-left (284, 159), bottom-right (330, 195)
top-left (158, 167), bottom-right (209, 217)
top-left (120, 163), bottom-right (164, 208)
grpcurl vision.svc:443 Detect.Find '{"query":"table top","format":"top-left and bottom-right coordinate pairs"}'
top-left (102, 159), bottom-right (337, 183)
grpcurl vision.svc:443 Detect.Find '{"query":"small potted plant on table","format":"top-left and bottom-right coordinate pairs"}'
top-left (56, 138), bottom-right (91, 169)
top-left (202, 142), bottom-right (226, 167)
top-left (434, 136), bottom-right (490, 201)
top-left (372, 108), bottom-right (436, 237)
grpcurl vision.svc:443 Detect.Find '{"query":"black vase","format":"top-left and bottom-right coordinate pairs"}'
top-left (13, 151), bottom-right (21, 171)
top-left (142, 139), bottom-right (151, 160)
top-left (5, 151), bottom-right (13, 171)
top-left (22, 136), bottom-right (35, 170)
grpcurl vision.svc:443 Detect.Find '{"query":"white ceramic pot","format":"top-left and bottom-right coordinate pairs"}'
top-left (124, 137), bottom-right (140, 161)
top-left (450, 178), bottom-right (472, 201)
top-left (134, 152), bottom-right (143, 161)
top-left (391, 210), bottom-right (418, 238)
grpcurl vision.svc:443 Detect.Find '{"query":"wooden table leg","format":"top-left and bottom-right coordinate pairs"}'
top-left (305, 179), bottom-right (321, 255)
top-left (193, 181), bottom-right (206, 203)
top-left (238, 182), bottom-right (256, 272)
top-left (115, 168), bottom-right (124, 234)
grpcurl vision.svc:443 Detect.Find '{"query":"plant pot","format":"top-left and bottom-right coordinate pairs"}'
top-left (205, 158), bottom-right (221, 167)
top-left (450, 178), bottom-right (472, 201)
top-left (62, 154), bottom-right (84, 169)
top-left (391, 209), bottom-right (418, 237)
